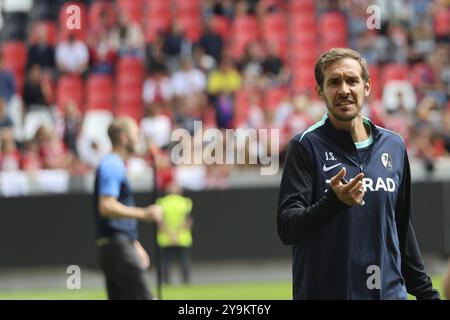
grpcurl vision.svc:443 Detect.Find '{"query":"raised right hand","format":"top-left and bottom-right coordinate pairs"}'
top-left (330, 167), bottom-right (365, 206)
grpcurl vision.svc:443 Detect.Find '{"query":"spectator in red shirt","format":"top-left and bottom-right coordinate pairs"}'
top-left (20, 139), bottom-right (43, 171)
top-left (38, 127), bottom-right (74, 170)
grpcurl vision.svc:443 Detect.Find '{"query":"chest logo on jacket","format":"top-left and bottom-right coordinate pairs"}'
top-left (381, 153), bottom-right (392, 169)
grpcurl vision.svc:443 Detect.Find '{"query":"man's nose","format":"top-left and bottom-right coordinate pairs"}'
top-left (338, 81), bottom-right (351, 95)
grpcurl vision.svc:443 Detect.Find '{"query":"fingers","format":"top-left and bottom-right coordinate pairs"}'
top-left (341, 172), bottom-right (364, 191)
top-left (348, 181), bottom-right (366, 202)
top-left (349, 180), bottom-right (364, 195)
top-left (330, 169), bottom-right (366, 206)
top-left (330, 167), bottom-right (346, 187)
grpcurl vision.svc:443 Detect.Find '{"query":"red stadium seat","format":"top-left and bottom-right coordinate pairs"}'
top-left (263, 87), bottom-right (289, 110)
top-left (381, 63), bottom-right (409, 84)
top-left (434, 8), bottom-right (450, 37)
top-left (116, 57), bottom-right (144, 111)
top-left (172, 0), bottom-right (201, 15)
top-left (262, 13), bottom-right (287, 57)
top-left (265, 35), bottom-right (288, 61)
top-left (234, 88), bottom-right (260, 126)
top-left (115, 83), bottom-right (143, 121)
top-left (289, 32), bottom-right (318, 50)
top-left (58, 2), bottom-right (88, 41)
top-left (144, 13), bottom-right (170, 43)
top-left (210, 15), bottom-right (231, 40)
top-left (320, 34), bottom-right (348, 52)
top-left (145, 0), bottom-right (171, 15)
top-left (368, 64), bottom-right (381, 100)
top-left (288, 0), bottom-right (315, 14)
top-left (318, 12), bottom-right (347, 33)
top-left (292, 68), bottom-right (315, 93)
top-left (288, 14), bottom-right (316, 34)
top-left (289, 49), bottom-right (317, 68)
top-left (117, 0), bottom-right (144, 24)
top-left (88, 0), bottom-right (116, 31)
top-left (261, 13), bottom-right (287, 37)
top-left (56, 75), bottom-right (85, 112)
top-left (1, 41), bottom-right (27, 72)
top-left (117, 57), bottom-right (144, 84)
top-left (1, 41), bottom-right (27, 95)
top-left (28, 21), bottom-right (57, 46)
top-left (175, 14), bottom-right (202, 42)
top-left (86, 74), bottom-right (114, 111)
top-left (229, 15), bottom-right (259, 58)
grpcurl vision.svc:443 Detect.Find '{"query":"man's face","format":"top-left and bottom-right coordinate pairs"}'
top-left (316, 58), bottom-right (370, 122)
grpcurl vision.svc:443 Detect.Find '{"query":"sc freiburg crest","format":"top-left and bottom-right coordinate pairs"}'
top-left (381, 153), bottom-right (392, 169)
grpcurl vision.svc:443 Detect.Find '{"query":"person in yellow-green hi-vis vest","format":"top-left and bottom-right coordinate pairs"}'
top-left (156, 182), bottom-right (193, 284)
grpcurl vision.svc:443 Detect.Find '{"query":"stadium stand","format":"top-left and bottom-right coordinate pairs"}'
top-left (0, 0), bottom-right (448, 194)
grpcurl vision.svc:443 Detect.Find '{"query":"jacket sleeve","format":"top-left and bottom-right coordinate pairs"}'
top-left (396, 149), bottom-right (440, 300)
top-left (277, 139), bottom-right (349, 245)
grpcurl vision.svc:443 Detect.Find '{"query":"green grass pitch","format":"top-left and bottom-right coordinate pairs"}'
top-left (0, 276), bottom-right (444, 300)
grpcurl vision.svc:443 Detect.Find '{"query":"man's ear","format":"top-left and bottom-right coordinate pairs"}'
top-left (315, 85), bottom-right (323, 99)
top-left (364, 79), bottom-right (371, 96)
top-left (119, 130), bottom-right (128, 145)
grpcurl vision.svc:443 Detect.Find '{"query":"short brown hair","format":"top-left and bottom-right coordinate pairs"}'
top-left (107, 116), bottom-right (136, 146)
top-left (314, 48), bottom-right (370, 89)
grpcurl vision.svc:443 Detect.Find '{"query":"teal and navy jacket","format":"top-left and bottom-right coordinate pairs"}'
top-left (277, 114), bottom-right (440, 300)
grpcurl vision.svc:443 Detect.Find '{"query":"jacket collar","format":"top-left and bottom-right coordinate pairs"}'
top-left (319, 113), bottom-right (382, 151)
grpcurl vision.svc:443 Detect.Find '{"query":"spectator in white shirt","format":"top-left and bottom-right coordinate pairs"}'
top-left (55, 32), bottom-right (89, 75)
top-left (171, 58), bottom-right (207, 98)
top-left (140, 103), bottom-right (172, 149)
top-left (142, 70), bottom-right (174, 107)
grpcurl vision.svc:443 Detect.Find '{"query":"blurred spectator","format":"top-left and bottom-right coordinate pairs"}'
top-left (149, 147), bottom-right (174, 192)
top-left (262, 42), bottom-right (290, 86)
top-left (239, 42), bottom-right (265, 87)
top-left (38, 127), bottom-right (74, 170)
top-left (208, 58), bottom-right (241, 129)
top-left (156, 182), bottom-right (194, 285)
top-left (192, 46), bottom-right (216, 73)
top-left (244, 92), bottom-right (265, 129)
top-left (382, 80), bottom-right (417, 113)
top-left (62, 101), bottom-right (82, 156)
top-left (207, 57), bottom-right (241, 95)
top-left (213, 93), bottom-right (234, 129)
top-left (282, 94), bottom-right (314, 141)
top-left (113, 13), bottom-right (145, 60)
top-left (198, 16), bottom-right (224, 64)
top-left (410, 21), bottom-right (436, 59)
top-left (20, 139), bottom-right (43, 171)
top-left (0, 55), bottom-right (16, 104)
top-left (56, 32), bottom-right (89, 75)
top-left (203, 0), bottom-right (235, 20)
top-left (143, 70), bottom-right (174, 107)
top-left (90, 6), bottom-right (115, 37)
top-left (0, 133), bottom-right (20, 171)
top-left (146, 33), bottom-right (167, 73)
top-left (88, 30), bottom-right (117, 75)
top-left (0, 97), bottom-right (14, 131)
top-left (171, 58), bottom-right (207, 98)
top-left (163, 20), bottom-right (192, 71)
top-left (23, 64), bottom-right (53, 112)
top-left (140, 103), bottom-right (172, 149)
top-left (173, 96), bottom-right (202, 135)
top-left (26, 23), bottom-right (55, 73)
top-left (78, 138), bottom-right (104, 169)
